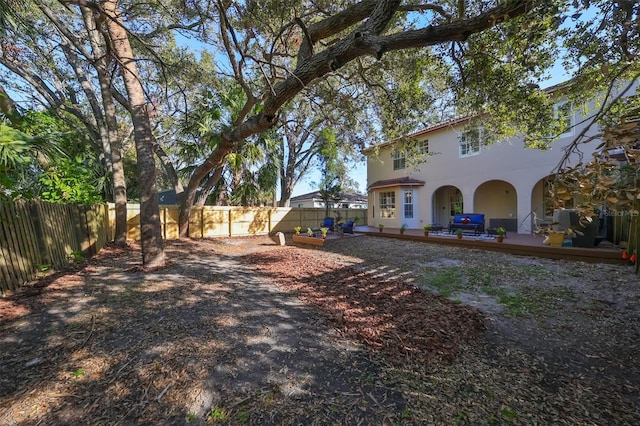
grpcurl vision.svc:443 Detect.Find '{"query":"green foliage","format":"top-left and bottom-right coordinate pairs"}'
top-left (68, 250), bottom-right (84, 262)
top-left (70, 368), bottom-right (85, 379)
top-left (0, 124), bottom-right (34, 167)
top-left (39, 157), bottom-right (103, 204)
top-left (208, 407), bottom-right (227, 421)
top-left (0, 111), bottom-right (105, 203)
top-left (450, 2), bottom-right (569, 147)
top-left (501, 407), bottom-right (518, 422)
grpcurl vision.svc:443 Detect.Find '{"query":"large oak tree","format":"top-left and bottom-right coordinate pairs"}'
top-left (174, 0), bottom-right (560, 238)
top-left (3, 0), bottom-right (639, 267)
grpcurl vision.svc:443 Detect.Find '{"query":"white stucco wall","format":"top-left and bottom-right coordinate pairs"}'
top-left (365, 106), bottom-right (605, 233)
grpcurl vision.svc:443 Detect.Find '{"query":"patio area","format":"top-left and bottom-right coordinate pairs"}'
top-left (346, 226), bottom-right (625, 264)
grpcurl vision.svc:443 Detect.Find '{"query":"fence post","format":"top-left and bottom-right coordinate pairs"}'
top-left (29, 202), bottom-right (51, 268)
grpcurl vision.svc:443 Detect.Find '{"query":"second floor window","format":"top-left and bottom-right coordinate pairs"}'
top-left (417, 140), bottom-right (429, 162)
top-left (379, 191), bottom-right (396, 218)
top-left (459, 128), bottom-right (481, 157)
top-left (418, 140), bottom-right (429, 155)
top-left (393, 150), bottom-right (406, 170)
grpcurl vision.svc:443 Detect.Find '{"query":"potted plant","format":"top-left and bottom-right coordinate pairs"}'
top-left (496, 226), bottom-right (506, 242)
top-left (378, 223), bottom-right (384, 233)
top-left (320, 227), bottom-right (329, 239)
top-left (455, 228), bottom-right (464, 239)
top-left (337, 226), bottom-right (345, 238)
top-left (294, 226), bottom-right (302, 236)
top-left (307, 227), bottom-right (314, 237)
top-left (400, 224), bottom-right (408, 235)
top-left (423, 224), bottom-right (432, 237)
top-left (545, 223), bottom-right (577, 247)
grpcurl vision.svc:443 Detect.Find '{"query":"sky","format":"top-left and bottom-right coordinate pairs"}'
top-left (174, 3), bottom-right (594, 199)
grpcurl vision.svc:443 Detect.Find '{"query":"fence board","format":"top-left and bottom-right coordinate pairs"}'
top-left (0, 200), bottom-right (109, 295)
top-left (44, 202), bottom-right (66, 268)
top-left (15, 200), bottom-right (41, 272)
top-left (0, 202), bottom-right (29, 290)
top-left (11, 201), bottom-right (39, 287)
top-left (40, 202), bottom-right (65, 269)
top-left (0, 203), bottom-right (18, 291)
top-left (1, 199), bottom-right (370, 298)
top-left (201, 208), bottom-right (229, 238)
top-left (126, 205), bottom-right (141, 240)
top-left (93, 204), bottom-right (109, 252)
top-left (162, 206), bottom-right (180, 239)
top-left (108, 203), bottom-right (368, 240)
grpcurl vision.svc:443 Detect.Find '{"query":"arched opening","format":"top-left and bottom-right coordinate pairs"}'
top-left (475, 180), bottom-right (518, 232)
top-left (432, 185), bottom-right (463, 227)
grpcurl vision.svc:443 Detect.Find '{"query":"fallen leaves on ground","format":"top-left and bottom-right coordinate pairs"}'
top-left (243, 247), bottom-right (486, 366)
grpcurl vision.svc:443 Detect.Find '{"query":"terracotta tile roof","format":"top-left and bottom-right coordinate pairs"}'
top-left (368, 177), bottom-right (425, 190)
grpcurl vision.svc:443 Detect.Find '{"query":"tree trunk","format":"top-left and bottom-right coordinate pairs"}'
top-left (81, 5), bottom-right (128, 246)
top-left (195, 166), bottom-right (224, 206)
top-left (0, 85), bottom-right (19, 124)
top-left (103, 0), bottom-right (164, 267)
top-left (278, 171), bottom-right (292, 207)
top-left (178, 137), bottom-right (234, 237)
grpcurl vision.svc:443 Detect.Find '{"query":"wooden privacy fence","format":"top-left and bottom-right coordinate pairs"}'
top-left (0, 200), bottom-right (109, 295)
top-left (110, 204), bottom-right (367, 240)
top-left (1, 201), bottom-right (365, 294)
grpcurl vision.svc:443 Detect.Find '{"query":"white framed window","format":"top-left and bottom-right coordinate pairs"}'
top-left (554, 101), bottom-right (574, 138)
top-left (403, 190), bottom-right (414, 219)
top-left (379, 191), bottom-right (396, 218)
top-left (393, 150), bottom-right (406, 170)
top-left (418, 140), bottom-right (429, 155)
top-left (459, 128), bottom-right (481, 157)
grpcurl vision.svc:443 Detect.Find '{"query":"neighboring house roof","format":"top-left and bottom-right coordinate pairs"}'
top-left (158, 189), bottom-right (178, 204)
top-left (290, 191), bottom-right (367, 203)
top-left (368, 177), bottom-right (426, 190)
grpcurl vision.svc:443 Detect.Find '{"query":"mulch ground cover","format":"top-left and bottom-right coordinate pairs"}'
top-left (1, 235), bottom-right (639, 425)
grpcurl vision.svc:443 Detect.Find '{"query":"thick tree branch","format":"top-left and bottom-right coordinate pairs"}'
top-left (264, 0), bottom-right (534, 123)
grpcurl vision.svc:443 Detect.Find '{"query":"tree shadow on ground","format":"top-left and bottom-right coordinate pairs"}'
top-left (0, 241), bottom-right (408, 425)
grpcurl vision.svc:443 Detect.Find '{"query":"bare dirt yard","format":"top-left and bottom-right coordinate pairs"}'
top-left (0, 235), bottom-right (638, 425)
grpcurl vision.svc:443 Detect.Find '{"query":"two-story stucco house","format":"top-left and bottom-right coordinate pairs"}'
top-left (364, 90), bottom-right (622, 234)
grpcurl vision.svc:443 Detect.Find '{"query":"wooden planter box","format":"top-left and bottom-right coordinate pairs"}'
top-left (293, 234), bottom-right (325, 247)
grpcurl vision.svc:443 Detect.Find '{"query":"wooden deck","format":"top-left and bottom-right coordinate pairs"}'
top-left (348, 226), bottom-right (626, 265)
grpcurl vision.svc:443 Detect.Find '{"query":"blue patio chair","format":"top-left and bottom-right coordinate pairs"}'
top-left (320, 217), bottom-right (335, 232)
top-left (341, 220), bottom-right (355, 234)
